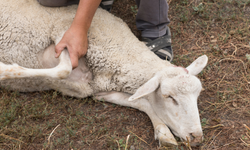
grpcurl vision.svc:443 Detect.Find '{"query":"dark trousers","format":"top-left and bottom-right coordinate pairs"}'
top-left (37, 0), bottom-right (170, 38)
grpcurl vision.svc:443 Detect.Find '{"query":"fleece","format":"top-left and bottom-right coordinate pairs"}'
top-left (0, 0), bottom-right (172, 97)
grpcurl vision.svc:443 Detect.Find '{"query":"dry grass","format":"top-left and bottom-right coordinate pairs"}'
top-left (1, 0), bottom-right (250, 149)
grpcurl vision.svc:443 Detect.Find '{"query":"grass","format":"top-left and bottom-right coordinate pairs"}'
top-left (0, 89), bottom-right (155, 149)
top-left (1, 0), bottom-right (250, 149)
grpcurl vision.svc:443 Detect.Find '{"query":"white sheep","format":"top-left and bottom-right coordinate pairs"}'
top-left (0, 0), bottom-right (208, 146)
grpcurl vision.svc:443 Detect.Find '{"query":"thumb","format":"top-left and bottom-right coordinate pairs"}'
top-left (55, 42), bottom-right (67, 58)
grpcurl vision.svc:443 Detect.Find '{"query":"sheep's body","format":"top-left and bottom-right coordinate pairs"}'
top-left (0, 0), bottom-right (208, 146)
top-left (0, 0), bottom-right (169, 96)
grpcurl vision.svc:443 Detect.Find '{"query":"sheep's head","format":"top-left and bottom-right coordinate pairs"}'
top-left (128, 55), bottom-right (208, 146)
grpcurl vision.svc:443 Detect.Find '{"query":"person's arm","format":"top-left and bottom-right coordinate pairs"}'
top-left (55, 0), bottom-right (102, 69)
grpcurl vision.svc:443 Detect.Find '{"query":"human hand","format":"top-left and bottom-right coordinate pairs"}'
top-left (55, 25), bottom-right (88, 69)
top-left (54, 0), bottom-right (101, 69)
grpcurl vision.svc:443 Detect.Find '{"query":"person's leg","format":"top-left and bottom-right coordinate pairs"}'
top-left (135, 0), bottom-right (170, 38)
top-left (37, 0), bottom-right (79, 7)
top-left (135, 0), bottom-right (173, 61)
top-left (37, 0), bottom-right (114, 11)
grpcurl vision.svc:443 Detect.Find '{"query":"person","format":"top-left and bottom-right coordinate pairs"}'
top-left (37, 0), bottom-right (173, 68)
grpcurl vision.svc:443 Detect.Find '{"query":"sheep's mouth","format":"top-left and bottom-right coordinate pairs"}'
top-left (180, 137), bottom-right (203, 147)
top-left (168, 129), bottom-right (203, 147)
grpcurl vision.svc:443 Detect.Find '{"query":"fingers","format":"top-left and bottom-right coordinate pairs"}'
top-left (55, 29), bottom-right (88, 69)
top-left (70, 47), bottom-right (87, 69)
top-left (55, 42), bottom-right (66, 58)
top-left (55, 42), bottom-right (82, 69)
top-left (70, 53), bottom-right (79, 69)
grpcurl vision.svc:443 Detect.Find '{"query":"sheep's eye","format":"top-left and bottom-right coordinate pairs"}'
top-left (169, 95), bottom-right (178, 105)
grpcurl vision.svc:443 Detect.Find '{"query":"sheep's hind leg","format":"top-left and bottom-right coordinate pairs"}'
top-left (94, 91), bottom-right (178, 146)
top-left (0, 48), bottom-right (72, 80)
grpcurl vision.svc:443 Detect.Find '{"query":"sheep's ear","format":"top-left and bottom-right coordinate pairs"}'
top-left (128, 76), bottom-right (160, 101)
top-left (186, 55), bottom-right (208, 76)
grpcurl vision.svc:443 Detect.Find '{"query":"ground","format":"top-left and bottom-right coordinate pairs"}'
top-left (1, 0), bottom-right (250, 149)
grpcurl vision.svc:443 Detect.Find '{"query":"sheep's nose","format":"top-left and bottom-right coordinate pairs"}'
top-left (189, 132), bottom-right (203, 147)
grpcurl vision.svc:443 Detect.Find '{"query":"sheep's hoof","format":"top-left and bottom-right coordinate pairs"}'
top-left (155, 124), bottom-right (177, 146)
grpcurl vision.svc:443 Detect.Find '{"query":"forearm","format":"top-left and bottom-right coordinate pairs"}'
top-left (72, 0), bottom-right (102, 33)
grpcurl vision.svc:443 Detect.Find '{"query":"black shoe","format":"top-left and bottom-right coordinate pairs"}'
top-left (141, 26), bottom-right (173, 61)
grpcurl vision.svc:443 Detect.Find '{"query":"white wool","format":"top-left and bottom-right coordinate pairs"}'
top-left (0, 0), bottom-right (207, 144)
top-left (0, 0), bottom-right (172, 96)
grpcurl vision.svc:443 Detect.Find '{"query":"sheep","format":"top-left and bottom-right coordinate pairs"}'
top-left (0, 0), bottom-right (208, 146)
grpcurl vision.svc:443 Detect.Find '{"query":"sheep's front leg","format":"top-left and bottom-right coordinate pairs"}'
top-left (0, 49), bottom-right (72, 80)
top-left (94, 91), bottom-right (177, 146)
